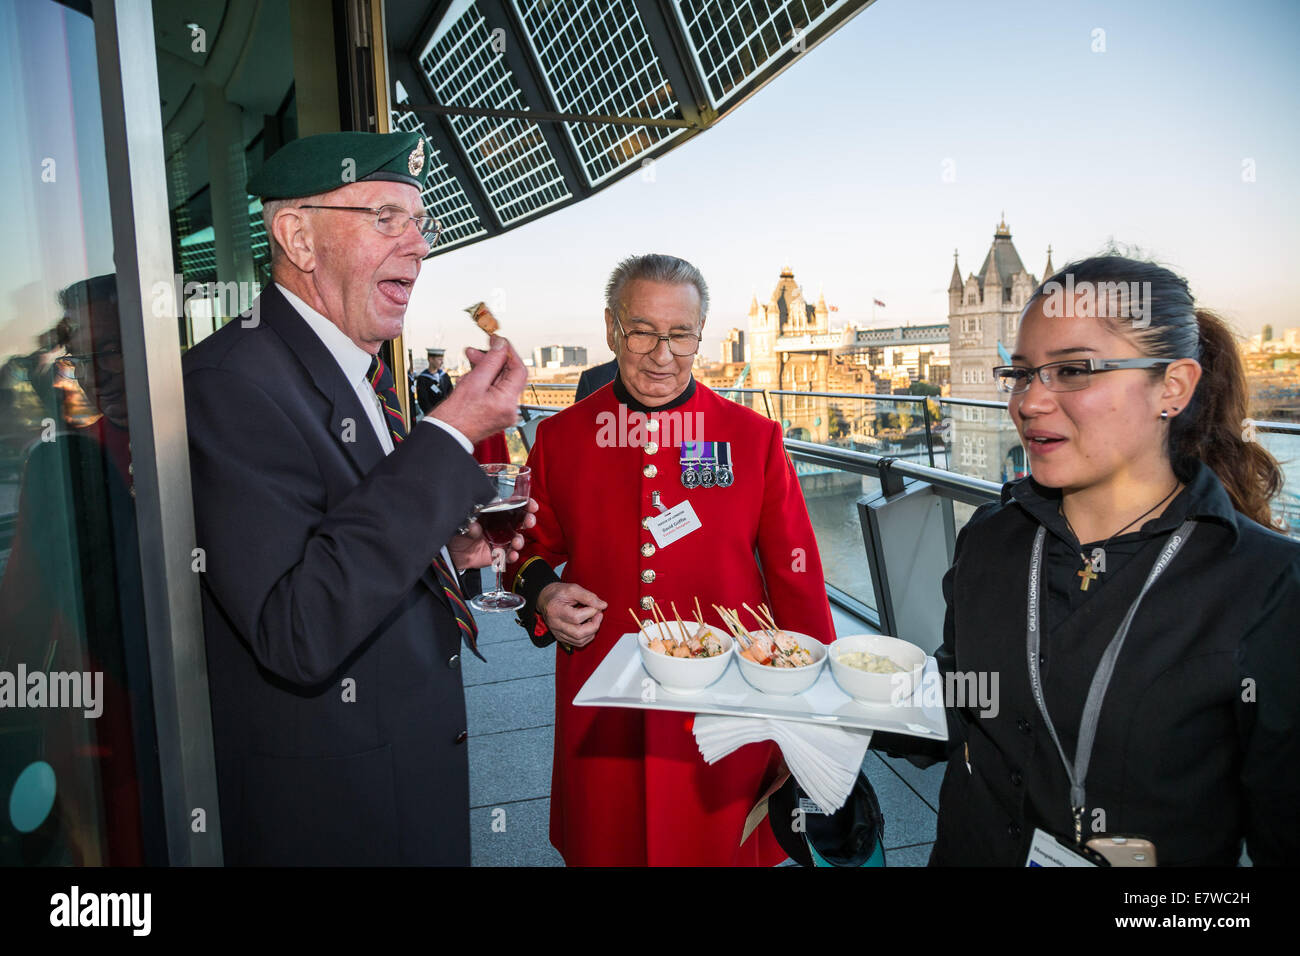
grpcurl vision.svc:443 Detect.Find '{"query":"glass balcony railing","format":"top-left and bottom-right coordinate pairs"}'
top-left (509, 389), bottom-right (1300, 624)
top-left (1255, 421), bottom-right (1300, 538)
top-left (767, 389), bottom-right (938, 465)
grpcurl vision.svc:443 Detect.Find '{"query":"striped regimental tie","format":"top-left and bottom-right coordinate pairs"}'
top-left (367, 354), bottom-right (480, 654)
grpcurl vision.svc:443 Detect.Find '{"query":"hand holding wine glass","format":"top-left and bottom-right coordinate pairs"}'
top-left (468, 464), bottom-right (532, 612)
top-left (446, 495), bottom-right (537, 571)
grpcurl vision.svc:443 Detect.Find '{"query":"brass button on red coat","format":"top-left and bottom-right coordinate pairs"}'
top-left (641, 543), bottom-right (655, 557)
top-left (639, 595), bottom-right (654, 610)
top-left (641, 569), bottom-right (655, 583)
top-left (643, 464), bottom-right (657, 478)
top-left (644, 441), bottom-right (659, 455)
top-left (641, 516), bottom-right (651, 529)
top-left (646, 419), bottom-right (659, 432)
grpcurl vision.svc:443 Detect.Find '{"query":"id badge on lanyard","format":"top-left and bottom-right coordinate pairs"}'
top-left (1026, 828), bottom-right (1106, 867)
top-left (1022, 519), bottom-right (1197, 865)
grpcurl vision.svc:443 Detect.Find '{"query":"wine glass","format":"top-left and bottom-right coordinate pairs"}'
top-left (469, 464), bottom-right (531, 612)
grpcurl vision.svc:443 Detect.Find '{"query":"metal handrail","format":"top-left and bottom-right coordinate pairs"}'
top-left (767, 388), bottom-right (931, 404)
top-left (713, 386), bottom-right (773, 418)
top-left (938, 396), bottom-right (1009, 410)
top-left (767, 388), bottom-right (940, 465)
top-left (1253, 420), bottom-right (1300, 435)
top-left (783, 438), bottom-right (1002, 506)
top-left (516, 390), bottom-right (1299, 490)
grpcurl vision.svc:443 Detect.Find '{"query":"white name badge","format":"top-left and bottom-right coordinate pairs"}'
top-left (1025, 827), bottom-right (1099, 867)
top-left (647, 500), bottom-right (702, 548)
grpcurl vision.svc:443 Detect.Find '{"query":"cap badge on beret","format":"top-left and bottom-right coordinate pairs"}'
top-left (408, 138), bottom-right (425, 178)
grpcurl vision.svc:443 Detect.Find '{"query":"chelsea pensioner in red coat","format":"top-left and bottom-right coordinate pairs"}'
top-left (506, 266), bottom-right (834, 866)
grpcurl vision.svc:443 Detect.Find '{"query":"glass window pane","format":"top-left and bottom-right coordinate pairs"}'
top-left (0, 0), bottom-right (160, 866)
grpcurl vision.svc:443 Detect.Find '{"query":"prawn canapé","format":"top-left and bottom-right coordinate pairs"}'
top-left (713, 603), bottom-right (816, 668)
top-left (630, 602), bottom-right (727, 659)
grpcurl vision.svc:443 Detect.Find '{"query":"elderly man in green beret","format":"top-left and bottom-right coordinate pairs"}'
top-left (183, 130), bottom-right (530, 865)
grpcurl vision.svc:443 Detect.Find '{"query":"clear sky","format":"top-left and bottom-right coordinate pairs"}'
top-left (405, 0), bottom-right (1300, 369)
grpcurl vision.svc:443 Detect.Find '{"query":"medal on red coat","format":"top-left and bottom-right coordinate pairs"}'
top-left (682, 441), bottom-right (729, 489)
top-left (715, 443), bottom-right (734, 487)
top-left (680, 440), bottom-right (703, 488)
top-left (699, 455), bottom-right (716, 487)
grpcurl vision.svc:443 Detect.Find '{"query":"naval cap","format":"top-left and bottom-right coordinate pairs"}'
top-left (247, 131), bottom-right (430, 199)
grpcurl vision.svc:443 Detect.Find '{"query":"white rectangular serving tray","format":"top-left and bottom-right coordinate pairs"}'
top-left (573, 634), bottom-right (948, 741)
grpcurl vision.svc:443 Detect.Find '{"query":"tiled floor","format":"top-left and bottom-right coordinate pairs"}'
top-left (464, 606), bottom-right (941, 867)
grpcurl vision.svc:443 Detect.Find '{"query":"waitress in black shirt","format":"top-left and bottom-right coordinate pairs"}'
top-left (932, 255), bottom-right (1299, 866)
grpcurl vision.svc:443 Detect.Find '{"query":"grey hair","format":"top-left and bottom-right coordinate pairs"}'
top-left (604, 253), bottom-right (709, 321)
top-left (261, 198), bottom-right (296, 265)
top-left (261, 194), bottom-right (331, 266)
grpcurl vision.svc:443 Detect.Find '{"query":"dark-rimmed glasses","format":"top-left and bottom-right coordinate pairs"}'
top-left (994, 358), bottom-right (1173, 394)
top-left (614, 317), bottom-right (701, 356)
top-left (298, 204), bottom-right (442, 248)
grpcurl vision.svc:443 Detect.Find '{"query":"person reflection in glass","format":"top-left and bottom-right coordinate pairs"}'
top-left (0, 275), bottom-right (149, 865)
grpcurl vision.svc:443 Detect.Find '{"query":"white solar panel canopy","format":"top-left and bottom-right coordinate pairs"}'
top-left (419, 0), bottom-right (573, 227)
top-left (384, 0), bottom-right (871, 252)
top-left (511, 0), bottom-right (686, 186)
top-left (390, 96), bottom-right (488, 250)
top-left (672, 0), bottom-right (848, 110)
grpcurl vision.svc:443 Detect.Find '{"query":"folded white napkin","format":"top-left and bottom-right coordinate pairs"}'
top-left (693, 714), bottom-right (873, 813)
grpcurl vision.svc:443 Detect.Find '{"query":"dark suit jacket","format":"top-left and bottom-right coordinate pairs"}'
top-left (573, 359), bottom-right (617, 402)
top-left (183, 285), bottom-right (494, 865)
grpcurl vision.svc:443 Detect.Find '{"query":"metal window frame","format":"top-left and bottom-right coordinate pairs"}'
top-left (93, 0), bottom-right (222, 865)
top-left (508, 0), bottom-right (688, 186)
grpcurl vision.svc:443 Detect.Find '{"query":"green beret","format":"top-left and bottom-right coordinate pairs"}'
top-left (247, 131), bottom-right (431, 199)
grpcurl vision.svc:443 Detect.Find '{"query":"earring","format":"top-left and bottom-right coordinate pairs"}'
top-left (1160, 409), bottom-right (1169, 421)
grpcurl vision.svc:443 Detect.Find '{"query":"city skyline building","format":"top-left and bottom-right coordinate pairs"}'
top-left (720, 327), bottom-right (746, 364)
top-left (946, 216), bottom-right (1052, 482)
top-left (532, 344), bottom-right (589, 368)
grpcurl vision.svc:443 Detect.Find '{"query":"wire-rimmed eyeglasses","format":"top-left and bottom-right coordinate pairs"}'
top-left (994, 358), bottom-right (1173, 394)
top-left (614, 317), bottom-right (701, 356)
top-left (298, 204), bottom-right (442, 248)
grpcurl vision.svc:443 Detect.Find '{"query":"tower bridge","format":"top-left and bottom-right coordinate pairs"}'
top-left (775, 323), bottom-right (949, 354)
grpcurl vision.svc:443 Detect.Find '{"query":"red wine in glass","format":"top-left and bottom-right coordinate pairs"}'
top-left (477, 498), bottom-right (528, 547)
top-left (470, 464), bottom-right (531, 612)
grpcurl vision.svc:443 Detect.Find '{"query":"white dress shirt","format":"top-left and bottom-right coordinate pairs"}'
top-left (276, 283), bottom-right (474, 570)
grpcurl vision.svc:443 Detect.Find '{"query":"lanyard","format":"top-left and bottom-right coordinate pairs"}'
top-left (1026, 519), bottom-right (1198, 845)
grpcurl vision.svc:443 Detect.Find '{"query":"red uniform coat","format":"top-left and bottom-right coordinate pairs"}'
top-left (508, 378), bottom-right (834, 866)
top-left (471, 430), bottom-right (510, 465)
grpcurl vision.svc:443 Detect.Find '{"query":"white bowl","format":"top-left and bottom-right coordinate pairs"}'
top-left (636, 622), bottom-right (734, 695)
top-left (828, 634), bottom-right (927, 705)
top-left (734, 630), bottom-right (826, 696)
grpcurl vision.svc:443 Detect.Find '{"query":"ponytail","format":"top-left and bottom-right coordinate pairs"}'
top-left (1169, 310), bottom-right (1282, 526)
